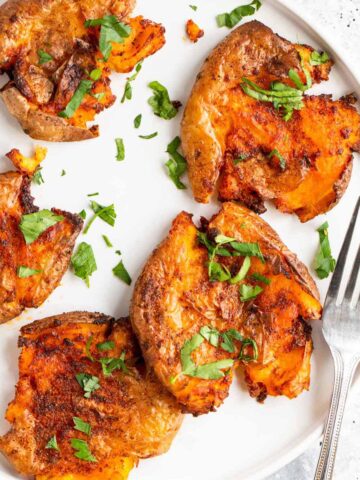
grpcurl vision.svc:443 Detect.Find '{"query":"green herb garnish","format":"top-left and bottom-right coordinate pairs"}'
top-left (113, 260), bottom-right (132, 285)
top-left (310, 51), bottom-right (330, 66)
top-left (121, 61), bottom-right (142, 103)
top-left (102, 235), bottom-right (113, 247)
top-left (75, 373), bottom-right (100, 398)
top-left (240, 283), bottom-right (263, 301)
top-left (61, 169), bottom-right (66, 176)
top-left (71, 242), bottom-right (97, 287)
top-left (38, 49), bottom-right (53, 65)
top-left (89, 68), bottom-right (102, 81)
top-left (234, 153), bottom-right (249, 165)
top-left (73, 417), bottom-right (91, 436)
top-left (134, 114), bottom-right (142, 128)
top-left (165, 136), bottom-right (187, 189)
top-left (87, 193), bottom-right (99, 197)
top-left (96, 340), bottom-right (115, 351)
top-left (139, 131), bottom-right (158, 140)
top-left (216, 0), bottom-right (262, 29)
top-left (85, 15), bottom-right (131, 61)
top-left (189, 5), bottom-right (198, 11)
top-left (79, 210), bottom-right (87, 220)
top-left (58, 79), bottom-right (93, 118)
top-left (33, 167), bottom-right (44, 185)
top-left (115, 138), bottom-right (125, 161)
top-left (268, 149), bottom-right (286, 171)
top-left (46, 435), bottom-right (60, 451)
top-left (314, 221), bottom-right (336, 279)
top-left (71, 438), bottom-right (97, 463)
top-left (83, 202), bottom-right (116, 233)
top-left (229, 256), bottom-right (251, 284)
top-left (19, 210), bottom-right (64, 245)
top-left (99, 351), bottom-right (129, 376)
top-left (251, 272), bottom-right (271, 285)
top-left (17, 266), bottom-right (41, 278)
top-left (148, 81), bottom-right (180, 120)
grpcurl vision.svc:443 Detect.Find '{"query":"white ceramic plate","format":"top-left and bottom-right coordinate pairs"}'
top-left (0, 0), bottom-right (359, 479)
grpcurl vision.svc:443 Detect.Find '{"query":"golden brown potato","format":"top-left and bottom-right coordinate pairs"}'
top-left (131, 202), bottom-right (322, 415)
top-left (0, 312), bottom-right (183, 480)
top-left (181, 21), bottom-right (360, 222)
top-left (0, 0), bottom-right (165, 141)
top-left (0, 161), bottom-right (82, 323)
top-left (186, 20), bottom-right (204, 43)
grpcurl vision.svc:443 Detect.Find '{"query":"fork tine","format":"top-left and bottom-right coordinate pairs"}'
top-left (344, 244), bottom-right (360, 302)
top-left (326, 197), bottom-right (360, 300)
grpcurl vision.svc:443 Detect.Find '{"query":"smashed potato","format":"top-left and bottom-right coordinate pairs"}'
top-left (0, 312), bottom-right (183, 479)
top-left (0, 0), bottom-right (165, 141)
top-left (181, 21), bottom-right (360, 222)
top-left (131, 202), bottom-right (322, 415)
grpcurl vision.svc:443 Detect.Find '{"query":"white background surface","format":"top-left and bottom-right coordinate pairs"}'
top-left (0, 0), bottom-right (359, 479)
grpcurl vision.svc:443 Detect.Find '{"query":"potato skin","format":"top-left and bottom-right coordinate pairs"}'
top-left (181, 20), bottom-right (360, 222)
top-left (0, 170), bottom-right (83, 322)
top-left (131, 202), bottom-right (322, 415)
top-left (0, 312), bottom-right (183, 478)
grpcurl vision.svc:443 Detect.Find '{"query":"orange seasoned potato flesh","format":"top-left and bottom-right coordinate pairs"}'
top-left (0, 313), bottom-right (183, 478)
top-left (181, 21), bottom-right (360, 222)
top-left (0, 170), bottom-right (82, 323)
top-left (0, 0), bottom-right (165, 140)
top-left (131, 202), bottom-right (322, 415)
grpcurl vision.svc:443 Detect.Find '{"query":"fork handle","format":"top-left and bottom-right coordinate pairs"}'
top-left (314, 348), bottom-right (359, 480)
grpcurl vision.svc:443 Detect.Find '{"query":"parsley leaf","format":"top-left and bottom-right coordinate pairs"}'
top-left (121, 62), bottom-right (142, 103)
top-left (148, 81), bottom-right (180, 120)
top-left (83, 202), bottom-right (116, 234)
top-left (33, 167), bottom-right (44, 185)
top-left (217, 0), bottom-right (262, 29)
top-left (71, 438), bottom-right (97, 463)
top-left (189, 5), bottom-right (198, 11)
top-left (58, 79), bottom-right (93, 118)
top-left (46, 435), bottom-right (59, 451)
top-left (79, 209), bottom-right (87, 220)
top-left (75, 373), bottom-right (100, 398)
top-left (134, 114), bottom-right (142, 128)
top-left (209, 262), bottom-right (231, 282)
top-left (19, 210), bottom-right (64, 245)
top-left (165, 136), bottom-right (187, 189)
top-left (139, 132), bottom-right (158, 140)
top-left (71, 242), bottom-right (97, 287)
top-left (102, 235), bottom-right (113, 247)
top-left (61, 169), bottom-right (66, 176)
top-left (199, 326), bottom-right (220, 347)
top-left (234, 153), bottom-right (249, 165)
top-left (85, 15), bottom-right (131, 61)
top-left (239, 338), bottom-right (259, 362)
top-left (115, 138), bottom-right (125, 161)
top-left (251, 272), bottom-right (271, 285)
top-left (38, 49), bottom-right (53, 65)
top-left (73, 417), bottom-right (91, 436)
top-left (96, 340), bottom-right (115, 351)
top-left (268, 149), bottom-right (286, 171)
top-left (314, 222), bottom-right (336, 279)
top-left (113, 260), bottom-right (132, 285)
top-left (99, 351), bottom-right (129, 376)
top-left (87, 192), bottom-right (99, 197)
top-left (240, 284), bottom-right (263, 301)
top-left (229, 256), bottom-right (251, 284)
top-left (17, 266), bottom-right (41, 278)
top-left (310, 51), bottom-right (330, 66)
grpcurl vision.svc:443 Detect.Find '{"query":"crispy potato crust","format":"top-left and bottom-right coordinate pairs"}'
top-left (0, 0), bottom-right (165, 141)
top-left (186, 20), bottom-right (204, 43)
top-left (131, 202), bottom-right (322, 415)
top-left (0, 169), bottom-right (82, 323)
top-left (0, 312), bottom-right (183, 478)
top-left (6, 146), bottom-right (47, 175)
top-left (181, 21), bottom-right (360, 222)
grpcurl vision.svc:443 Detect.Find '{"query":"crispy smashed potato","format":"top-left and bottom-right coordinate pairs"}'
top-left (186, 20), bottom-right (204, 43)
top-left (181, 21), bottom-right (360, 222)
top-left (0, 312), bottom-right (183, 479)
top-left (0, 0), bottom-right (165, 141)
top-left (131, 202), bottom-right (322, 415)
top-left (6, 146), bottom-right (47, 175)
top-left (0, 162), bottom-right (82, 322)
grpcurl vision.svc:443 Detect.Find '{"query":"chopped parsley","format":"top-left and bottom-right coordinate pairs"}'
top-left (217, 0), bottom-right (262, 29)
top-left (33, 167), bottom-right (44, 185)
top-left (121, 61), bottom-right (143, 103)
top-left (75, 373), bottom-right (100, 398)
top-left (234, 153), bottom-right (249, 165)
top-left (79, 210), bottom-right (87, 220)
top-left (113, 259), bottom-right (132, 285)
top-left (58, 79), bottom-right (93, 118)
top-left (73, 417), bottom-right (91, 436)
top-left (229, 256), bottom-right (251, 284)
top-left (71, 242), bottom-right (97, 287)
top-left (115, 138), bottom-right (125, 161)
top-left (251, 272), bottom-right (271, 285)
top-left (102, 235), bottom-right (113, 247)
top-left (134, 114), bottom-right (142, 128)
top-left (89, 68), bottom-right (102, 81)
top-left (148, 81), bottom-right (180, 120)
top-left (46, 435), bottom-right (59, 451)
top-left (19, 210), bottom-right (64, 245)
top-left (38, 49), bottom-right (53, 65)
top-left (87, 192), bottom-right (99, 197)
top-left (268, 149), bottom-right (286, 171)
top-left (96, 340), bottom-right (115, 351)
top-left (310, 51), bottom-right (330, 66)
top-left (189, 5), bottom-right (198, 11)
top-left (165, 136), bottom-right (187, 189)
top-left (71, 438), bottom-right (97, 463)
top-left (314, 222), bottom-right (336, 279)
top-left (83, 202), bottom-right (116, 234)
top-left (85, 15), bottom-right (131, 61)
top-left (139, 132), bottom-right (158, 140)
top-left (240, 283), bottom-right (263, 301)
top-left (61, 169), bottom-right (66, 176)
top-left (99, 351), bottom-right (129, 376)
top-left (17, 266), bottom-right (41, 278)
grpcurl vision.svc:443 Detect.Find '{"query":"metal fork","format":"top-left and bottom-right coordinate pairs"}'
top-left (314, 197), bottom-right (360, 480)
